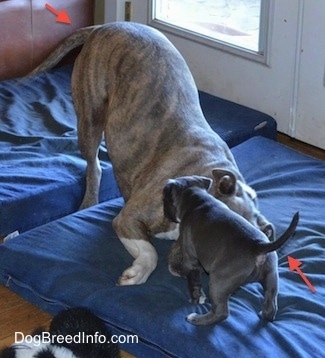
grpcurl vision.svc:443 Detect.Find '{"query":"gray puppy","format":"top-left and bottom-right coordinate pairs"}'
top-left (30, 22), bottom-right (274, 285)
top-left (163, 175), bottom-right (299, 325)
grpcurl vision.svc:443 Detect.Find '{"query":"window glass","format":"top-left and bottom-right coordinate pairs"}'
top-left (152, 0), bottom-right (263, 53)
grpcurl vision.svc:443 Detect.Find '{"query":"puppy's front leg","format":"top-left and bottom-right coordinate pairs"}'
top-left (168, 240), bottom-right (183, 277)
top-left (182, 249), bottom-right (207, 304)
top-left (187, 269), bottom-right (206, 304)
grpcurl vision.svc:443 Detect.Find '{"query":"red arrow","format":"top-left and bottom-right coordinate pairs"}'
top-left (288, 256), bottom-right (316, 293)
top-left (45, 3), bottom-right (71, 24)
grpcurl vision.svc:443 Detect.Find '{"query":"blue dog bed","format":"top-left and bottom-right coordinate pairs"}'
top-left (0, 65), bottom-right (276, 237)
top-left (1, 136), bottom-right (324, 357)
top-left (199, 91), bottom-right (276, 147)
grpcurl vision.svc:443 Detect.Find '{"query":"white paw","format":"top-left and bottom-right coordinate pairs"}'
top-left (118, 262), bottom-right (153, 285)
top-left (118, 239), bottom-right (158, 286)
top-left (186, 313), bottom-right (198, 322)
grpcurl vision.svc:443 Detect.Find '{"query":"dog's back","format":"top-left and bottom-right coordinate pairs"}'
top-left (179, 186), bottom-right (297, 256)
top-left (73, 22), bottom-right (236, 201)
top-left (178, 186), bottom-right (267, 245)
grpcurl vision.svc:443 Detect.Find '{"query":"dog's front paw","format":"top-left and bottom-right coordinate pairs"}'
top-left (118, 265), bottom-right (151, 285)
top-left (186, 313), bottom-right (199, 323)
top-left (117, 256), bottom-right (157, 286)
top-left (117, 239), bottom-right (158, 285)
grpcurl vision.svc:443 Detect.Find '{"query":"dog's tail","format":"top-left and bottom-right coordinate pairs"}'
top-left (28, 25), bottom-right (99, 77)
top-left (256, 212), bottom-right (299, 254)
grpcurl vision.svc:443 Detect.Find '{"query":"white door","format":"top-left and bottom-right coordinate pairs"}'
top-left (104, 0), bottom-right (325, 150)
top-left (294, 1), bottom-right (325, 149)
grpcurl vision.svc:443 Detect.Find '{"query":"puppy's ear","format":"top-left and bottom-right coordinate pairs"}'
top-left (196, 176), bottom-right (213, 192)
top-left (212, 168), bottom-right (237, 196)
top-left (163, 180), bottom-right (180, 223)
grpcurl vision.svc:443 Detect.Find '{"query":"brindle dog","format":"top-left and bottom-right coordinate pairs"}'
top-left (30, 22), bottom-right (274, 285)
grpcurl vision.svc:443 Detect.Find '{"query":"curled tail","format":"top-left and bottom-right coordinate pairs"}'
top-left (256, 212), bottom-right (299, 254)
top-left (28, 25), bottom-right (99, 76)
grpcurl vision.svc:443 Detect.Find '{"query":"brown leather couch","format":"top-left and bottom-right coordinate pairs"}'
top-left (0, 0), bottom-right (95, 80)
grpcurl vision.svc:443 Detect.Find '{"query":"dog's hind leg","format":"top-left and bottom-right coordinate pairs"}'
top-left (72, 75), bottom-right (105, 210)
top-left (259, 266), bottom-right (279, 321)
top-left (187, 273), bottom-right (231, 325)
top-left (78, 126), bottom-right (103, 209)
top-left (187, 297), bottom-right (229, 325)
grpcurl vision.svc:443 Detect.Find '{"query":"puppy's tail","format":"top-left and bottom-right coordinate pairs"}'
top-left (256, 212), bottom-right (299, 254)
top-left (27, 26), bottom-right (99, 77)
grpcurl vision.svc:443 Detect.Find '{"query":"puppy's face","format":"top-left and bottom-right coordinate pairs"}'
top-left (163, 176), bottom-right (212, 278)
top-left (163, 175), bottom-right (213, 223)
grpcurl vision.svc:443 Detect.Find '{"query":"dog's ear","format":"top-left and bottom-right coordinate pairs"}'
top-left (258, 214), bottom-right (276, 241)
top-left (163, 180), bottom-right (180, 223)
top-left (212, 168), bottom-right (237, 195)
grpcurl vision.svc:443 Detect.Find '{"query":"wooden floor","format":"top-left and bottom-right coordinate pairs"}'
top-left (0, 133), bottom-right (324, 355)
top-left (0, 287), bottom-right (52, 348)
top-left (277, 133), bottom-right (325, 160)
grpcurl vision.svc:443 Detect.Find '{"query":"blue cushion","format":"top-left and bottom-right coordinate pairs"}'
top-left (1, 137), bottom-right (324, 357)
top-left (0, 66), bottom-right (120, 236)
top-left (199, 91), bottom-right (277, 147)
